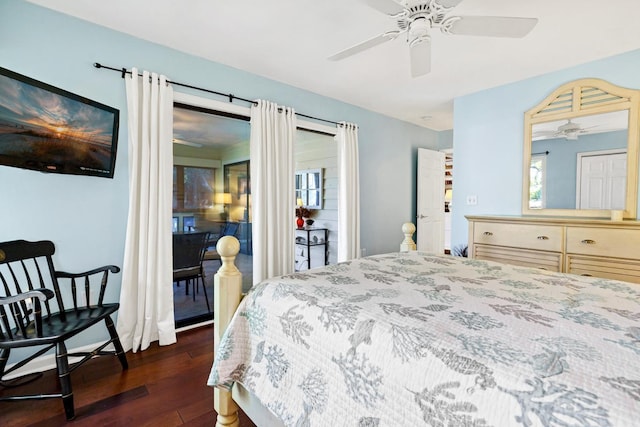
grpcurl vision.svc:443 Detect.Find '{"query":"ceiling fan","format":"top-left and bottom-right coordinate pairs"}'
top-left (328, 0), bottom-right (538, 77)
top-left (533, 120), bottom-right (597, 141)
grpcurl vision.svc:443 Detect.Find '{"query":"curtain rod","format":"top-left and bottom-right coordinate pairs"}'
top-left (93, 63), bottom-right (340, 126)
top-left (532, 150), bottom-right (550, 156)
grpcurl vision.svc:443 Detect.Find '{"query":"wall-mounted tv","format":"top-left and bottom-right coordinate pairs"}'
top-left (0, 66), bottom-right (119, 178)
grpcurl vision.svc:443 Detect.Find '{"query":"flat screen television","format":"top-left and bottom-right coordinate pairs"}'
top-left (0, 66), bottom-right (119, 178)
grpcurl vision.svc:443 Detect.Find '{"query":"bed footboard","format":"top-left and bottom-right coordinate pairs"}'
top-left (213, 236), bottom-right (242, 427)
top-left (212, 223), bottom-right (415, 426)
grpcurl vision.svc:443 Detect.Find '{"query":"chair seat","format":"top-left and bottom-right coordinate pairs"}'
top-left (203, 250), bottom-right (220, 261)
top-left (0, 304), bottom-right (120, 349)
top-left (173, 266), bottom-right (202, 280)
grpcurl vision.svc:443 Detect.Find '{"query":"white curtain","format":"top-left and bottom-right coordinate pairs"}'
top-left (116, 68), bottom-right (176, 352)
top-left (250, 100), bottom-right (297, 284)
top-left (336, 122), bottom-right (361, 262)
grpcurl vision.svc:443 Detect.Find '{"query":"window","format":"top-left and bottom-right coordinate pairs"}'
top-left (529, 155), bottom-right (546, 209)
top-left (295, 168), bottom-right (323, 209)
top-left (173, 166), bottom-right (215, 211)
top-left (183, 216), bottom-right (195, 232)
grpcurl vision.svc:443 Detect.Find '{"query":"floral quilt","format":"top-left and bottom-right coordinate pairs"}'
top-left (208, 251), bottom-right (640, 426)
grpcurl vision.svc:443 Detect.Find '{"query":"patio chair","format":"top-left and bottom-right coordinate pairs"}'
top-left (172, 231), bottom-right (211, 312)
top-left (203, 222), bottom-right (240, 267)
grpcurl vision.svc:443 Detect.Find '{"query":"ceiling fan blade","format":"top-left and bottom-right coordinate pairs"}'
top-left (410, 37), bottom-right (431, 77)
top-left (361, 0), bottom-right (406, 15)
top-left (173, 138), bottom-right (203, 148)
top-left (533, 131), bottom-right (560, 137)
top-left (446, 16), bottom-right (538, 38)
top-left (436, 0), bottom-right (465, 8)
top-left (328, 32), bottom-right (399, 61)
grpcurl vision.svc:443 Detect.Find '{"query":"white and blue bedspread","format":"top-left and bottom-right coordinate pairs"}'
top-left (208, 251), bottom-right (640, 426)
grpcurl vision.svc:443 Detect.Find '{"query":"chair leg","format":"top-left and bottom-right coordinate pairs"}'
top-left (201, 275), bottom-right (211, 313)
top-left (0, 347), bottom-right (8, 378)
top-left (56, 341), bottom-right (75, 420)
top-left (104, 316), bottom-right (129, 370)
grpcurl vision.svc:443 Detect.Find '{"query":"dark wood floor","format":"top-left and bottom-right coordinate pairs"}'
top-left (1, 325), bottom-right (257, 427)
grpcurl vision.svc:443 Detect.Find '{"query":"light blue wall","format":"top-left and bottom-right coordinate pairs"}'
top-left (1, 1), bottom-right (440, 354)
top-left (452, 49), bottom-right (640, 249)
top-left (438, 129), bottom-right (454, 150)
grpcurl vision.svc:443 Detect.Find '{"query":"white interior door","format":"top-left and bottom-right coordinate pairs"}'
top-left (577, 151), bottom-right (626, 209)
top-left (417, 148), bottom-right (445, 253)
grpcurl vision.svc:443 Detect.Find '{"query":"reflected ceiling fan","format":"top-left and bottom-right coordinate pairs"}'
top-left (328, 0), bottom-right (538, 77)
top-left (533, 120), bottom-right (597, 141)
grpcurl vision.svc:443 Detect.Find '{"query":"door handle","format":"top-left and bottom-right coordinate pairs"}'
top-left (417, 214), bottom-right (428, 219)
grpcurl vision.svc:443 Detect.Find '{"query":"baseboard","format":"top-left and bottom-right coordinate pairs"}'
top-left (175, 318), bottom-right (213, 333)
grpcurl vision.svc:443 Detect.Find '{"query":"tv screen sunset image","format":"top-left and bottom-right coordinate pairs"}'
top-left (0, 67), bottom-right (119, 178)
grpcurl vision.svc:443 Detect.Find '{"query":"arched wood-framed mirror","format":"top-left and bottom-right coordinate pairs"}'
top-left (523, 78), bottom-right (640, 219)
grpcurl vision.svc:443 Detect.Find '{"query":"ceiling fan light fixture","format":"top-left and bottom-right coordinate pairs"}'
top-left (409, 16), bottom-right (431, 39)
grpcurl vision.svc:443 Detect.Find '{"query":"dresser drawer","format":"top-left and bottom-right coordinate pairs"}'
top-left (566, 254), bottom-right (640, 284)
top-left (473, 222), bottom-right (562, 252)
top-left (566, 227), bottom-right (640, 259)
top-left (475, 245), bottom-right (562, 271)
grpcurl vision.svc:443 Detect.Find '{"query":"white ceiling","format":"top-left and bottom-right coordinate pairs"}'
top-left (26, 0), bottom-right (640, 131)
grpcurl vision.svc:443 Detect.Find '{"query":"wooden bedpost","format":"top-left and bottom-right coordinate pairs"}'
top-left (400, 222), bottom-right (417, 252)
top-left (213, 236), bottom-right (242, 427)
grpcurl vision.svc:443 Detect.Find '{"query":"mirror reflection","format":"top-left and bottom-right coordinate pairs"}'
top-left (529, 110), bottom-right (629, 210)
top-left (522, 78), bottom-right (639, 218)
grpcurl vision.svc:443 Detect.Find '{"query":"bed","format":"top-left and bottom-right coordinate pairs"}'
top-left (208, 225), bottom-right (640, 426)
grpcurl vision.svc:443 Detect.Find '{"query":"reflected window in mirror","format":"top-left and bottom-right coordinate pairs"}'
top-left (295, 168), bottom-right (323, 209)
top-left (529, 153), bottom-right (546, 209)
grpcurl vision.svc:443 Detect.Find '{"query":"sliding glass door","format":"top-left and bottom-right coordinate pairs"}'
top-left (172, 103), bottom-right (252, 327)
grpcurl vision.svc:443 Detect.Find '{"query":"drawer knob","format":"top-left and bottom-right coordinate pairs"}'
top-left (581, 239), bottom-right (596, 245)
top-left (537, 235), bottom-right (549, 240)
top-left (483, 231), bottom-right (493, 236)
top-left (581, 273), bottom-right (593, 277)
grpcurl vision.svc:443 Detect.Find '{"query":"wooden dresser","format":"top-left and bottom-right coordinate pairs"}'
top-left (466, 215), bottom-right (640, 284)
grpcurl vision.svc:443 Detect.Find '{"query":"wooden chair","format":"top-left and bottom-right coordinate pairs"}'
top-left (172, 232), bottom-right (211, 312)
top-left (0, 239), bottom-right (128, 420)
